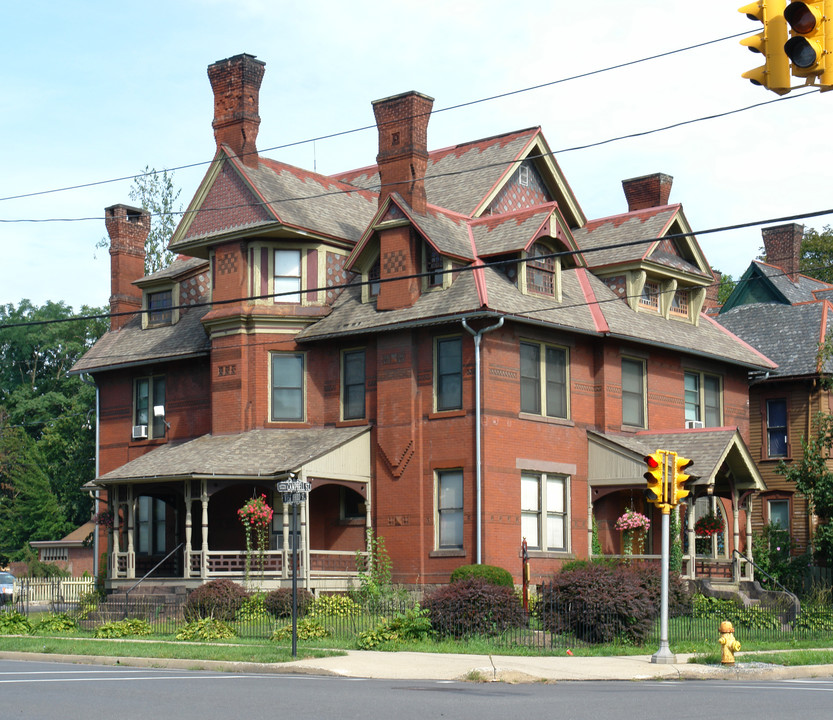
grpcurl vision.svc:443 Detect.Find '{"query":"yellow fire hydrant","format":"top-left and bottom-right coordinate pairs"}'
top-left (718, 620), bottom-right (741, 665)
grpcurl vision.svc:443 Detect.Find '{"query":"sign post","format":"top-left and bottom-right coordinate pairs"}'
top-left (277, 475), bottom-right (311, 658)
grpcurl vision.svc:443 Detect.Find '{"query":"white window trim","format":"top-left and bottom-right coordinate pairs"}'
top-left (269, 351), bottom-right (307, 423)
top-left (435, 468), bottom-right (464, 550)
top-left (684, 369), bottom-right (723, 427)
top-left (521, 471), bottom-right (569, 553)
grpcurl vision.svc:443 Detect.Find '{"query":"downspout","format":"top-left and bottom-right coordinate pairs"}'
top-left (462, 317), bottom-right (504, 565)
top-left (80, 374), bottom-right (100, 579)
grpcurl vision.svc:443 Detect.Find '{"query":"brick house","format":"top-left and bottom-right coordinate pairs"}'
top-left (72, 53), bottom-right (773, 593)
top-left (718, 224), bottom-right (833, 556)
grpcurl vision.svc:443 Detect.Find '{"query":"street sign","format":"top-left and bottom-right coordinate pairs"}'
top-left (277, 478), bottom-right (311, 505)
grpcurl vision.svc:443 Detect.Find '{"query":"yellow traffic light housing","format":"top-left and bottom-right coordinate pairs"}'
top-left (739, 0), bottom-right (792, 94)
top-left (784, 1), bottom-right (832, 86)
top-left (673, 455), bottom-right (694, 504)
top-left (644, 452), bottom-right (667, 506)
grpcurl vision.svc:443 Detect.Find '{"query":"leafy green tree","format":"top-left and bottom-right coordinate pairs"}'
top-left (0, 300), bottom-right (107, 526)
top-left (0, 427), bottom-right (73, 564)
top-left (800, 225), bottom-right (833, 284)
top-left (777, 412), bottom-right (833, 566)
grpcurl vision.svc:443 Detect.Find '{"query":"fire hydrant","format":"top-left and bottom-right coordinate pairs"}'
top-left (718, 620), bottom-right (741, 666)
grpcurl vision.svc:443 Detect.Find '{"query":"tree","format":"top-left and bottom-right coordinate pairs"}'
top-left (777, 412), bottom-right (833, 566)
top-left (712, 270), bottom-right (736, 306)
top-left (0, 300), bottom-right (107, 527)
top-left (96, 166), bottom-right (182, 274)
top-left (0, 427), bottom-right (73, 564)
top-left (799, 225), bottom-right (833, 284)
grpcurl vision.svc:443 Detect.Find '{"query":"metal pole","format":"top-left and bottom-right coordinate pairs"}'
top-left (651, 506), bottom-right (676, 664)
top-left (291, 501), bottom-right (298, 658)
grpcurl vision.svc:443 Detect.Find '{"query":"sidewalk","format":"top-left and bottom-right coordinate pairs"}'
top-left (3, 648), bottom-right (833, 683)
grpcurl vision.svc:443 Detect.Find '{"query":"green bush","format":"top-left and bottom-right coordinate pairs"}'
top-left (629, 564), bottom-right (690, 617)
top-left (424, 578), bottom-right (525, 638)
top-left (176, 617), bottom-right (236, 641)
top-left (271, 616), bottom-right (329, 641)
top-left (32, 613), bottom-right (78, 635)
top-left (308, 594), bottom-right (360, 619)
top-left (357, 605), bottom-right (433, 649)
top-left (238, 593), bottom-right (270, 621)
top-left (691, 594), bottom-right (780, 630)
top-left (0, 610), bottom-right (32, 635)
top-left (796, 603), bottom-right (833, 632)
top-left (449, 564), bottom-right (514, 588)
top-left (94, 618), bottom-right (152, 638)
top-left (183, 579), bottom-right (249, 621)
top-left (263, 588), bottom-right (314, 618)
top-left (538, 563), bottom-right (656, 644)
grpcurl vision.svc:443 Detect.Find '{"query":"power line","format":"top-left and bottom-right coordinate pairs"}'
top-left (0, 31), bottom-right (752, 206)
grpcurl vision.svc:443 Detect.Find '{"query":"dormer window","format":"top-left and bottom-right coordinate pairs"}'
top-left (640, 280), bottom-right (659, 311)
top-left (148, 290), bottom-right (173, 325)
top-left (527, 242), bottom-right (556, 296)
top-left (425, 245), bottom-right (444, 288)
top-left (670, 289), bottom-right (689, 318)
top-left (368, 259), bottom-right (381, 297)
top-left (274, 249), bottom-right (301, 303)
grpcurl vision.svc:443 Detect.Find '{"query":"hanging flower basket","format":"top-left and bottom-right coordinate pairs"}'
top-left (238, 494), bottom-right (274, 584)
top-left (615, 510), bottom-right (651, 533)
top-left (695, 512), bottom-right (724, 537)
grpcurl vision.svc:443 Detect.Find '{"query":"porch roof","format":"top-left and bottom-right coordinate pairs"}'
top-left (89, 426), bottom-right (371, 485)
top-left (588, 427), bottom-right (766, 494)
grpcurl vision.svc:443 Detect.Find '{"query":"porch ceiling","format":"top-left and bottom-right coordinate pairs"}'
top-left (588, 427), bottom-right (766, 494)
top-left (88, 426), bottom-right (371, 486)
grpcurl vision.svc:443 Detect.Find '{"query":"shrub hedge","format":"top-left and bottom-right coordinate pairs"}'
top-left (264, 588), bottom-right (314, 618)
top-left (423, 577), bottom-right (525, 637)
top-left (183, 579), bottom-right (249, 621)
top-left (449, 564), bottom-right (514, 588)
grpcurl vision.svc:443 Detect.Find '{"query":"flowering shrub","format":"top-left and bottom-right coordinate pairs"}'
top-left (238, 494), bottom-right (273, 581)
top-left (695, 512), bottom-right (724, 537)
top-left (614, 510), bottom-right (651, 532)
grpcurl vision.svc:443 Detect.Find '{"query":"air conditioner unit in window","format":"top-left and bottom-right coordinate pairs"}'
top-left (132, 425), bottom-right (148, 439)
top-left (685, 420), bottom-right (704, 429)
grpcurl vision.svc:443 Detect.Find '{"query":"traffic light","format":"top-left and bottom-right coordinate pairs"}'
top-left (644, 452), bottom-right (666, 505)
top-left (739, 0), bottom-right (792, 94)
top-left (783, 1), bottom-right (832, 86)
top-left (673, 455), bottom-right (694, 504)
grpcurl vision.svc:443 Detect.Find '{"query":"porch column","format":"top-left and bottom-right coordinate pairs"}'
top-left (687, 501), bottom-right (696, 580)
top-left (111, 487), bottom-right (121, 579)
top-left (731, 483), bottom-right (740, 582)
top-left (200, 480), bottom-right (209, 579)
top-left (745, 495), bottom-right (754, 581)
top-left (281, 503), bottom-right (289, 580)
top-left (184, 480), bottom-right (192, 579)
top-left (126, 486), bottom-right (135, 580)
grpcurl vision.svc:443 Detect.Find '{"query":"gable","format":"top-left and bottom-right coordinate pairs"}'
top-left (720, 265), bottom-right (784, 313)
top-left (484, 158), bottom-right (553, 214)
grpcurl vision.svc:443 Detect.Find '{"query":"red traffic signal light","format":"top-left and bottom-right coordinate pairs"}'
top-left (644, 452), bottom-right (666, 505)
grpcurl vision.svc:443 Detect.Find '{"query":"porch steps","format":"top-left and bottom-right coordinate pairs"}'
top-left (84, 585), bottom-right (188, 624)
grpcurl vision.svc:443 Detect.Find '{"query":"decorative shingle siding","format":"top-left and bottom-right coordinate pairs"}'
top-left (485, 160), bottom-right (552, 215)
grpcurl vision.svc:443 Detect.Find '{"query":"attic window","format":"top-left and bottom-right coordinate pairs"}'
top-left (670, 289), bottom-right (689, 317)
top-left (148, 290), bottom-right (173, 325)
top-left (519, 165), bottom-right (530, 187)
top-left (426, 245), bottom-right (443, 287)
top-left (368, 259), bottom-right (380, 297)
top-left (640, 281), bottom-right (659, 311)
top-left (527, 242), bottom-right (555, 296)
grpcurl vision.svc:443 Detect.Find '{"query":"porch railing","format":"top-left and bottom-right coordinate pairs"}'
top-left (185, 550), bottom-right (367, 577)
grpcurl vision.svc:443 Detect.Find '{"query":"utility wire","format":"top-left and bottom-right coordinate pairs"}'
top-left (0, 31), bottom-right (753, 205)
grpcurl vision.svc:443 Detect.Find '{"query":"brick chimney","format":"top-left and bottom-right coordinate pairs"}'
top-left (207, 53), bottom-right (266, 169)
top-left (372, 91), bottom-right (434, 311)
top-left (703, 269), bottom-right (722, 314)
top-left (622, 173), bottom-right (673, 212)
top-left (106, 204), bottom-right (149, 331)
top-left (762, 223), bottom-right (804, 284)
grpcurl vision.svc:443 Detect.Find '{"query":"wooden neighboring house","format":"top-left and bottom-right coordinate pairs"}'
top-left (718, 223), bottom-right (833, 555)
top-left (29, 522), bottom-right (97, 577)
top-left (70, 54), bottom-right (773, 594)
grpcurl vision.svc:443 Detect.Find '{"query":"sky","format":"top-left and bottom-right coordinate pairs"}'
top-left (2, 0), bottom-right (831, 311)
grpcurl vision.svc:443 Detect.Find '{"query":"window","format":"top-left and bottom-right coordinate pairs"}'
top-left (136, 496), bottom-right (167, 556)
top-left (684, 371), bottom-right (721, 427)
top-left (520, 341), bottom-right (568, 418)
top-left (519, 164), bottom-right (530, 187)
top-left (768, 499), bottom-right (790, 531)
top-left (436, 469), bottom-right (464, 549)
top-left (670, 289), bottom-right (689, 318)
top-left (271, 353), bottom-right (304, 422)
top-left (147, 290), bottom-right (173, 325)
top-left (342, 349), bottom-right (366, 420)
top-left (425, 245), bottom-right (444, 288)
top-left (521, 472), bottom-right (567, 552)
top-left (621, 358), bottom-right (646, 427)
top-left (368, 258), bottom-right (381, 297)
top-left (527, 242), bottom-right (555, 296)
top-left (640, 280), bottom-right (660, 310)
top-left (766, 398), bottom-right (788, 458)
top-left (274, 249), bottom-right (301, 303)
top-left (134, 376), bottom-right (166, 439)
top-left (436, 336), bottom-right (462, 411)
top-left (340, 487), bottom-right (365, 521)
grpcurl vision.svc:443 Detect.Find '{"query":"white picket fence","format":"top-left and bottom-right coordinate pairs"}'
top-left (13, 577), bottom-right (96, 603)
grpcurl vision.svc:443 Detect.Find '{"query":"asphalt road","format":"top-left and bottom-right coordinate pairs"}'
top-left (2, 659), bottom-right (833, 720)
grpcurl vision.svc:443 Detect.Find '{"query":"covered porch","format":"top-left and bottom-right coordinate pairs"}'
top-left (90, 426), bottom-right (372, 593)
top-left (588, 428), bottom-right (767, 582)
